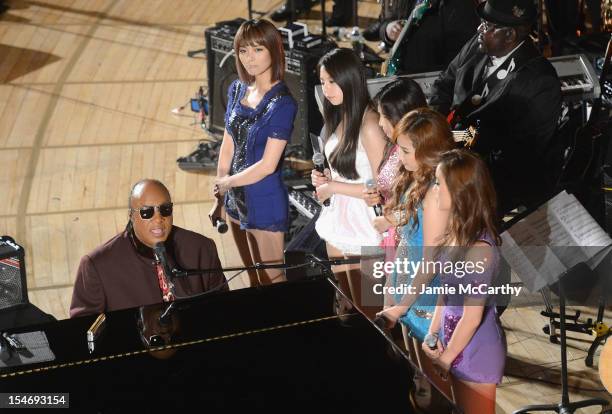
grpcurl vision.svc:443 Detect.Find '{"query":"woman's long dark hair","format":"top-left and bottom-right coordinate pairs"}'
top-left (318, 48), bottom-right (370, 180)
top-left (437, 149), bottom-right (501, 247)
top-left (374, 78), bottom-right (427, 127)
top-left (374, 78), bottom-right (427, 170)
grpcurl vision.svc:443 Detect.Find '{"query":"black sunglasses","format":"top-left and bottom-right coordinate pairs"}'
top-left (131, 202), bottom-right (173, 220)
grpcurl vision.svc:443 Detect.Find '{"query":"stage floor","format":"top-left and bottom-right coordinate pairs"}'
top-left (0, 0), bottom-right (609, 411)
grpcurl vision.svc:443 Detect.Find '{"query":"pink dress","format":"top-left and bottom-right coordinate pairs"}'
top-left (377, 145), bottom-right (401, 248)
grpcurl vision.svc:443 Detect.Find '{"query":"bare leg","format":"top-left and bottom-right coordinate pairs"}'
top-left (245, 229), bottom-right (286, 285)
top-left (228, 216), bottom-right (260, 287)
top-left (413, 337), bottom-right (454, 402)
top-left (345, 259), bottom-right (380, 320)
top-left (452, 380), bottom-right (496, 414)
top-left (326, 243), bottom-right (353, 314)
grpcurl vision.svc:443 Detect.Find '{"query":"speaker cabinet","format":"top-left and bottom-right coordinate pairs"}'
top-left (0, 236), bottom-right (28, 310)
top-left (205, 20), bottom-right (242, 134)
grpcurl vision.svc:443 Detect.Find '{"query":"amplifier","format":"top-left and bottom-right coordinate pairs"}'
top-left (0, 236), bottom-right (27, 310)
top-left (205, 20), bottom-right (336, 158)
top-left (205, 19), bottom-right (243, 135)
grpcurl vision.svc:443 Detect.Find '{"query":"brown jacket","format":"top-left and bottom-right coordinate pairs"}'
top-left (70, 226), bottom-right (227, 318)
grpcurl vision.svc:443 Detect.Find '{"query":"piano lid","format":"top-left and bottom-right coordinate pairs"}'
top-left (0, 277), bottom-right (427, 412)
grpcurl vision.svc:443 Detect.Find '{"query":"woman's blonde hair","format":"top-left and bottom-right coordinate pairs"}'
top-left (385, 108), bottom-right (455, 229)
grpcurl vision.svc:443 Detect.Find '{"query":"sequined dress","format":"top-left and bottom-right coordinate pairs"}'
top-left (391, 205), bottom-right (441, 341)
top-left (224, 80), bottom-right (297, 232)
top-left (438, 233), bottom-right (506, 383)
top-left (377, 145), bottom-right (401, 248)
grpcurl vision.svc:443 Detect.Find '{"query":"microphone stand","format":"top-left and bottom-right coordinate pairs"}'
top-left (171, 256), bottom-right (361, 278)
top-left (158, 256), bottom-right (361, 324)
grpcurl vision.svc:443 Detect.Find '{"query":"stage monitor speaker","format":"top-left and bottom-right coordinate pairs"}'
top-left (205, 19), bottom-right (244, 135)
top-left (205, 20), bottom-right (335, 157)
top-left (283, 43), bottom-right (335, 158)
top-left (0, 236), bottom-right (28, 310)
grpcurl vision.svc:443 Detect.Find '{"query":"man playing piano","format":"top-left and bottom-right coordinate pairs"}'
top-left (70, 179), bottom-right (227, 318)
top-left (430, 0), bottom-right (562, 216)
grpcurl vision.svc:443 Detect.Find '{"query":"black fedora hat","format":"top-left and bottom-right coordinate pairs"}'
top-left (477, 0), bottom-right (537, 27)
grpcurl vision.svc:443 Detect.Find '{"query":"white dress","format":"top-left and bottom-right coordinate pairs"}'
top-left (315, 133), bottom-right (382, 255)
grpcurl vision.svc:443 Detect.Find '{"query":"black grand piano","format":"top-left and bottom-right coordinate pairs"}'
top-left (0, 276), bottom-right (436, 412)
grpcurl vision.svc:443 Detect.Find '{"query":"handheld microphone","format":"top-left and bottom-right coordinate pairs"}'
top-left (210, 185), bottom-right (228, 233)
top-left (212, 217), bottom-right (228, 234)
top-left (312, 152), bottom-right (331, 207)
top-left (424, 333), bottom-right (439, 351)
top-left (153, 242), bottom-right (174, 281)
top-left (158, 302), bottom-right (175, 326)
top-left (365, 179), bottom-right (383, 216)
top-left (365, 179), bottom-right (389, 238)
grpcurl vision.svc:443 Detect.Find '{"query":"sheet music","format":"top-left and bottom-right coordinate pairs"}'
top-left (501, 227), bottom-right (568, 292)
top-left (501, 191), bottom-right (612, 292)
top-left (548, 191), bottom-right (612, 248)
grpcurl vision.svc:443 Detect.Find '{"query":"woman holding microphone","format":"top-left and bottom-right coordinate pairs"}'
top-left (212, 19), bottom-right (297, 286)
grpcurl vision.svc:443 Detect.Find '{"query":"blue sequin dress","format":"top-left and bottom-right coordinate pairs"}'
top-left (224, 80), bottom-right (297, 232)
top-left (390, 206), bottom-right (441, 342)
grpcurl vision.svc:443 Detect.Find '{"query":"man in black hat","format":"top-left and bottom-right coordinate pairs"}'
top-left (430, 0), bottom-right (562, 216)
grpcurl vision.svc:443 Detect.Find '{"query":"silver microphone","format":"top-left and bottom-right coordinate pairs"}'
top-left (365, 179), bottom-right (388, 238)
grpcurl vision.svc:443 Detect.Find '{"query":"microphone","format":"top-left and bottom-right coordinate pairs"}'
top-left (365, 179), bottom-right (383, 216)
top-left (210, 185), bottom-right (228, 233)
top-left (424, 333), bottom-right (439, 351)
top-left (158, 302), bottom-right (175, 326)
top-left (153, 242), bottom-right (175, 281)
top-left (312, 152), bottom-right (330, 207)
top-left (365, 179), bottom-right (389, 238)
top-left (212, 217), bottom-right (228, 234)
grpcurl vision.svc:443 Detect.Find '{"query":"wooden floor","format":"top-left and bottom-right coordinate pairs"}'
top-left (0, 0), bottom-right (609, 411)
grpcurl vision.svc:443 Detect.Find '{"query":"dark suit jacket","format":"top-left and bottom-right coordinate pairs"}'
top-left (430, 35), bottom-right (562, 214)
top-left (70, 226), bottom-right (228, 318)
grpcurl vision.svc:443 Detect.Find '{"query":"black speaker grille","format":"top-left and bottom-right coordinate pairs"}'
top-left (0, 236), bottom-right (27, 310)
top-left (0, 257), bottom-right (24, 309)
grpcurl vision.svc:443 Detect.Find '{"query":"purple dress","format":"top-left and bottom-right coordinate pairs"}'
top-left (438, 235), bottom-right (506, 384)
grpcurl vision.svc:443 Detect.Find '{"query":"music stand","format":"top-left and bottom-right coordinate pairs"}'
top-left (512, 262), bottom-right (610, 414)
